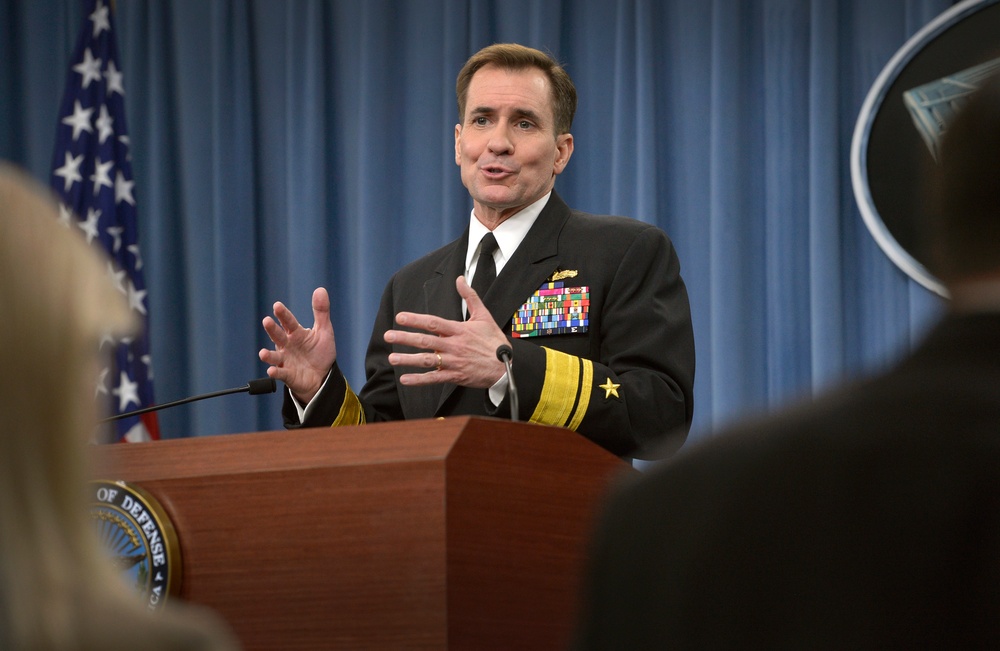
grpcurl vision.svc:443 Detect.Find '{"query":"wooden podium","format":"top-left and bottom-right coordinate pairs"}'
top-left (91, 416), bottom-right (633, 650)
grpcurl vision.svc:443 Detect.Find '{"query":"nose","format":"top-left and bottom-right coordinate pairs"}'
top-left (487, 125), bottom-right (514, 155)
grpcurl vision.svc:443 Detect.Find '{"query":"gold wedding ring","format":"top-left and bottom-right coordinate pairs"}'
top-left (435, 352), bottom-right (443, 370)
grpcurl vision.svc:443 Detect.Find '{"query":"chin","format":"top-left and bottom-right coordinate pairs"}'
top-left (474, 192), bottom-right (518, 208)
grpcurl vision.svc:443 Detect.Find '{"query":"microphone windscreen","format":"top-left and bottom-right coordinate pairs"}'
top-left (496, 344), bottom-right (513, 362)
top-left (248, 377), bottom-right (277, 395)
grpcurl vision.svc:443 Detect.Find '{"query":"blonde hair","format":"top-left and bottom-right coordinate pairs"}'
top-left (0, 164), bottom-right (235, 649)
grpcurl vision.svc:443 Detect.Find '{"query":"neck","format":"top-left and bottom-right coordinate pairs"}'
top-left (473, 189), bottom-right (554, 231)
top-left (473, 205), bottom-right (518, 230)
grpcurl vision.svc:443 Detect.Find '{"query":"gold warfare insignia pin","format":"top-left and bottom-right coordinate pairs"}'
top-left (90, 480), bottom-right (181, 610)
top-left (548, 269), bottom-right (579, 282)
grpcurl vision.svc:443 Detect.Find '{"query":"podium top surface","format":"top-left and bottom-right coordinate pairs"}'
top-left (91, 416), bottom-right (627, 482)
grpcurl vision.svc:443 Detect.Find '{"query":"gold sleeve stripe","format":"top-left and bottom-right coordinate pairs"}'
top-left (567, 357), bottom-right (592, 431)
top-left (331, 379), bottom-right (365, 427)
top-left (529, 347), bottom-right (593, 431)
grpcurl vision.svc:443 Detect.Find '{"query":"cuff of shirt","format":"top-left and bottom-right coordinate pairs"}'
top-left (290, 369), bottom-right (334, 423)
top-left (488, 372), bottom-right (508, 407)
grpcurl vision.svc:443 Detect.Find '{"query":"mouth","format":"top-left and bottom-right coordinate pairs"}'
top-left (481, 165), bottom-right (515, 179)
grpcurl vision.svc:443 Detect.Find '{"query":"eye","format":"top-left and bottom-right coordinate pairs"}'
top-left (517, 120), bottom-right (533, 129)
top-left (474, 116), bottom-right (489, 126)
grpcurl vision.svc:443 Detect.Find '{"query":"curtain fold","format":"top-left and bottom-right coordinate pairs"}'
top-left (0, 0), bottom-right (952, 441)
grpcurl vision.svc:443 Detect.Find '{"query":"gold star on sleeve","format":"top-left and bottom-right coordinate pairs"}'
top-left (599, 378), bottom-right (621, 399)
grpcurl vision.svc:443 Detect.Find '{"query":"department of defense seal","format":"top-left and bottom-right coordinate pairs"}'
top-left (90, 480), bottom-right (181, 610)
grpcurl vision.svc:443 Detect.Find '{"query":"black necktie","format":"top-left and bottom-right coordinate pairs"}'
top-left (471, 232), bottom-right (499, 298)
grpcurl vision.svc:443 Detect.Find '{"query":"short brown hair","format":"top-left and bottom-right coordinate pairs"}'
top-left (456, 43), bottom-right (577, 135)
top-left (929, 73), bottom-right (1000, 282)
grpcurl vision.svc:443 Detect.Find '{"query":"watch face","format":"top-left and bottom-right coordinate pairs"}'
top-left (852, 0), bottom-right (1000, 296)
top-left (90, 479), bottom-right (181, 609)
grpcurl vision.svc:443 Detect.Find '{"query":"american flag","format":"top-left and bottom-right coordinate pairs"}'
top-left (51, 0), bottom-right (159, 442)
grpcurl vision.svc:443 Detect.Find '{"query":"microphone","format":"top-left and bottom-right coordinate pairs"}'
top-left (496, 344), bottom-right (518, 422)
top-left (101, 377), bottom-right (277, 423)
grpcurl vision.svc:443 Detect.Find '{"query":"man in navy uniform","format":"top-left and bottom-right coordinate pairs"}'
top-left (260, 43), bottom-right (695, 460)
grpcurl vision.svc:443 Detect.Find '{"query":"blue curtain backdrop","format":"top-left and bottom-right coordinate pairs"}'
top-left (0, 0), bottom-right (950, 443)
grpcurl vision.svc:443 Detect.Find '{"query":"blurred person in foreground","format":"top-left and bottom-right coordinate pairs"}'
top-left (574, 75), bottom-right (1000, 648)
top-left (260, 43), bottom-right (695, 460)
top-left (0, 164), bottom-right (238, 650)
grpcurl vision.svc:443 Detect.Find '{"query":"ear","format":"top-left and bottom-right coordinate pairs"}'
top-left (454, 124), bottom-right (462, 166)
top-left (553, 133), bottom-right (574, 175)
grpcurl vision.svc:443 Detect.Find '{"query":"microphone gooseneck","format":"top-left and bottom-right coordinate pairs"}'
top-left (101, 377), bottom-right (278, 423)
top-left (496, 344), bottom-right (518, 422)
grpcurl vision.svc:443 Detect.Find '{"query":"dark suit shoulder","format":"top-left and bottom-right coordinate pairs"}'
top-left (565, 209), bottom-right (665, 237)
top-left (581, 350), bottom-right (1000, 648)
top-left (557, 210), bottom-right (677, 264)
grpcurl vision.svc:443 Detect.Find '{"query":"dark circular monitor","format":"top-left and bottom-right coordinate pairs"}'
top-left (851, 0), bottom-right (1000, 297)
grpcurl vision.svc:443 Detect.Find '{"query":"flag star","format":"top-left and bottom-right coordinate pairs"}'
top-left (118, 135), bottom-right (133, 162)
top-left (53, 151), bottom-right (84, 191)
top-left (106, 262), bottom-right (126, 294)
top-left (115, 171), bottom-right (135, 206)
top-left (95, 367), bottom-right (110, 397)
top-left (61, 101), bottom-right (94, 141)
top-left (72, 48), bottom-right (103, 89)
top-left (57, 203), bottom-right (74, 228)
top-left (78, 207), bottom-right (101, 244)
top-left (99, 332), bottom-right (116, 350)
top-left (141, 355), bottom-right (154, 380)
top-left (95, 104), bottom-right (114, 144)
top-left (104, 60), bottom-right (125, 97)
top-left (126, 280), bottom-right (148, 315)
top-left (89, 0), bottom-right (110, 38)
top-left (111, 370), bottom-right (140, 412)
top-left (90, 158), bottom-right (114, 194)
top-left (106, 226), bottom-right (123, 252)
top-left (599, 378), bottom-right (621, 399)
top-left (127, 244), bottom-right (144, 270)
top-left (123, 426), bottom-right (151, 443)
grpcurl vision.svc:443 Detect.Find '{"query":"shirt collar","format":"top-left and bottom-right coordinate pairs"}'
top-left (465, 191), bottom-right (551, 275)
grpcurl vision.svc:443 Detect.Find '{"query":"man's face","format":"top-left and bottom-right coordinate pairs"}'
top-left (455, 65), bottom-right (573, 227)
